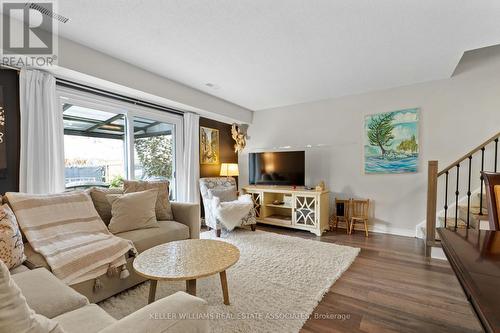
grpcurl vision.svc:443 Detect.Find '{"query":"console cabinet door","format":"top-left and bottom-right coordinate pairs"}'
top-left (293, 194), bottom-right (318, 228)
top-left (249, 191), bottom-right (263, 218)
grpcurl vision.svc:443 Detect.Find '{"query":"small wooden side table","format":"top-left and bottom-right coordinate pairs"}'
top-left (133, 239), bottom-right (240, 305)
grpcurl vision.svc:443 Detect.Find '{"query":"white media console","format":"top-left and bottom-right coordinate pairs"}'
top-left (241, 185), bottom-right (330, 236)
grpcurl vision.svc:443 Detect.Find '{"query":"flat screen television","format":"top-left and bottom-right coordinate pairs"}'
top-left (248, 151), bottom-right (305, 186)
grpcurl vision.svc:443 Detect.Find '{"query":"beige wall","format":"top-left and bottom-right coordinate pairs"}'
top-left (240, 45), bottom-right (500, 236)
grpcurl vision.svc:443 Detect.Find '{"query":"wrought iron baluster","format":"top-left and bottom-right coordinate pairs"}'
top-left (479, 147), bottom-right (485, 215)
top-left (444, 171), bottom-right (449, 228)
top-left (467, 156), bottom-right (472, 229)
top-left (495, 138), bottom-right (498, 173)
top-left (455, 164), bottom-right (460, 229)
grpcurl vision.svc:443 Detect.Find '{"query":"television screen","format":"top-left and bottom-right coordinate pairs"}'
top-left (249, 151), bottom-right (305, 186)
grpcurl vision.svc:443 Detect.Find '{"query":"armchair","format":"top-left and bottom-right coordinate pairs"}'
top-left (199, 177), bottom-right (256, 237)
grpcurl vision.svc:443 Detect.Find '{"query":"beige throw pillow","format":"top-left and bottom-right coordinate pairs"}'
top-left (123, 180), bottom-right (173, 220)
top-left (0, 204), bottom-right (26, 269)
top-left (0, 260), bottom-right (65, 333)
top-left (89, 187), bottom-right (124, 226)
top-left (107, 189), bottom-right (159, 234)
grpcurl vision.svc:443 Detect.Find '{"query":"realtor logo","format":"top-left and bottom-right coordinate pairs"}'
top-left (1, 1), bottom-right (59, 67)
top-left (2, 2), bottom-right (53, 54)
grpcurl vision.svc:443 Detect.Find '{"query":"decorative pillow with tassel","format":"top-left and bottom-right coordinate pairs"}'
top-left (0, 204), bottom-right (26, 269)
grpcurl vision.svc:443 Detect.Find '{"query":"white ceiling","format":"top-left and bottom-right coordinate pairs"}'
top-left (56, 1), bottom-right (500, 111)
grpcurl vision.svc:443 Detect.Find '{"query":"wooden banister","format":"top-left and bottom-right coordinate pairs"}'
top-left (426, 160), bottom-right (438, 257)
top-left (438, 131), bottom-right (500, 177)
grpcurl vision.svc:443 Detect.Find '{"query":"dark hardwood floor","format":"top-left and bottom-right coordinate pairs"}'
top-left (256, 224), bottom-right (483, 333)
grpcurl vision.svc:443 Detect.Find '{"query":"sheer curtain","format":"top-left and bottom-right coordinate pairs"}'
top-left (178, 112), bottom-right (200, 203)
top-left (19, 69), bottom-right (65, 194)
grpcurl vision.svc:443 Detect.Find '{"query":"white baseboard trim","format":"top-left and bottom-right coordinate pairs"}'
top-left (431, 247), bottom-right (447, 260)
top-left (343, 225), bottom-right (416, 237)
top-left (370, 226), bottom-right (416, 238)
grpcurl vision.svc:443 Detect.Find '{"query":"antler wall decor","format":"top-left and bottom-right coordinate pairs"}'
top-left (231, 123), bottom-right (249, 154)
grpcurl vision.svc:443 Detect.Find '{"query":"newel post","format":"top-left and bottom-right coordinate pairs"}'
top-left (426, 160), bottom-right (438, 257)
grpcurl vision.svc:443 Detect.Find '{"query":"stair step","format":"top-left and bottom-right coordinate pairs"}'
top-left (472, 192), bottom-right (489, 210)
top-left (458, 205), bottom-right (489, 221)
top-left (438, 217), bottom-right (470, 229)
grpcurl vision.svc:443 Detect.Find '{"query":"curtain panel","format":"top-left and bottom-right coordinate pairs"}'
top-left (178, 112), bottom-right (200, 203)
top-left (19, 69), bottom-right (65, 194)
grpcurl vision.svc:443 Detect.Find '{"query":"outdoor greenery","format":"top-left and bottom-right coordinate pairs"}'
top-left (397, 135), bottom-right (418, 153)
top-left (367, 112), bottom-right (395, 155)
top-left (109, 175), bottom-right (124, 188)
top-left (135, 135), bottom-right (173, 179)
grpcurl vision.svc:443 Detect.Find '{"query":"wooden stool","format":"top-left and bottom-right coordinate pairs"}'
top-left (349, 199), bottom-right (370, 237)
top-left (330, 198), bottom-right (350, 234)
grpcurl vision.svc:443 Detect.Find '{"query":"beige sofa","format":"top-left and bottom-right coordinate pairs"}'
top-left (4, 188), bottom-right (201, 303)
top-left (11, 266), bottom-right (209, 333)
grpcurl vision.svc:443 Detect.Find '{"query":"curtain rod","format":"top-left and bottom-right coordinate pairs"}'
top-left (56, 78), bottom-right (185, 116)
top-left (0, 64), bottom-right (20, 72)
top-left (0, 65), bottom-right (185, 116)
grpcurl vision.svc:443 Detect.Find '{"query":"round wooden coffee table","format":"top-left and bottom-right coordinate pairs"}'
top-left (133, 239), bottom-right (240, 305)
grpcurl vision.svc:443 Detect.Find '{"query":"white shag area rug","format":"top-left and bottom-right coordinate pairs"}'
top-left (99, 230), bottom-right (359, 333)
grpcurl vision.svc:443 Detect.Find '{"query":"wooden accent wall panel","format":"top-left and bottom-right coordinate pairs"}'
top-left (0, 69), bottom-right (20, 194)
top-left (199, 117), bottom-right (238, 217)
top-left (199, 117), bottom-right (237, 178)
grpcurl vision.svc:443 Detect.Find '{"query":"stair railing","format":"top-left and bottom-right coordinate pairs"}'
top-left (426, 131), bottom-right (500, 256)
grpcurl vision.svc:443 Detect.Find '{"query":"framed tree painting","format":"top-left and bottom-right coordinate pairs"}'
top-left (200, 126), bottom-right (219, 164)
top-left (364, 108), bottom-right (419, 174)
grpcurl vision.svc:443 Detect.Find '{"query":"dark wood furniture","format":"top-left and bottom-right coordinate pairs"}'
top-left (482, 172), bottom-right (500, 230)
top-left (438, 227), bottom-right (500, 333)
top-left (330, 198), bottom-right (350, 233)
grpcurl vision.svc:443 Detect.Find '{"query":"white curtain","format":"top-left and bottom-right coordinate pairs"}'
top-left (178, 112), bottom-right (200, 203)
top-left (19, 69), bottom-right (65, 194)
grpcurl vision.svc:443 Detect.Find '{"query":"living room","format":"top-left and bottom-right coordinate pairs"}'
top-left (1, 2), bottom-right (500, 333)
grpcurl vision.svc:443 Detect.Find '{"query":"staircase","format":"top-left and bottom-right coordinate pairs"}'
top-left (426, 131), bottom-right (499, 255)
top-left (437, 193), bottom-right (489, 230)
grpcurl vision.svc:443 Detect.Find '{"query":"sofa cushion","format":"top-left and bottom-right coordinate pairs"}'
top-left (0, 204), bottom-right (26, 269)
top-left (89, 187), bottom-right (124, 226)
top-left (107, 189), bottom-right (159, 234)
top-left (124, 180), bottom-right (174, 220)
top-left (54, 304), bottom-right (116, 333)
top-left (0, 261), bottom-right (65, 333)
top-left (9, 264), bottom-right (29, 274)
top-left (12, 268), bottom-right (89, 319)
top-left (116, 221), bottom-right (189, 253)
top-left (99, 291), bottom-right (209, 333)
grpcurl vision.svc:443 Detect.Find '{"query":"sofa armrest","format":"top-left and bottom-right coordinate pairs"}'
top-left (12, 268), bottom-right (89, 319)
top-left (99, 291), bottom-right (208, 333)
top-left (171, 202), bottom-right (200, 239)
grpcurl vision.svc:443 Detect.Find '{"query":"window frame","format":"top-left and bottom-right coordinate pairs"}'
top-left (57, 86), bottom-right (184, 199)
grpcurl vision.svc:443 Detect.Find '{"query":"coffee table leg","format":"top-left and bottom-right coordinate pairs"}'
top-left (220, 270), bottom-right (230, 305)
top-left (186, 279), bottom-right (197, 296)
top-left (148, 280), bottom-right (157, 304)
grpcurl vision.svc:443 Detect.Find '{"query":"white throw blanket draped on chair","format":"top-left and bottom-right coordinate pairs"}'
top-left (211, 195), bottom-right (253, 231)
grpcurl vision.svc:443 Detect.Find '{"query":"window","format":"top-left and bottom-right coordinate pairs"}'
top-left (58, 87), bottom-right (183, 198)
top-left (133, 116), bottom-right (177, 199)
top-left (63, 104), bottom-right (126, 189)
